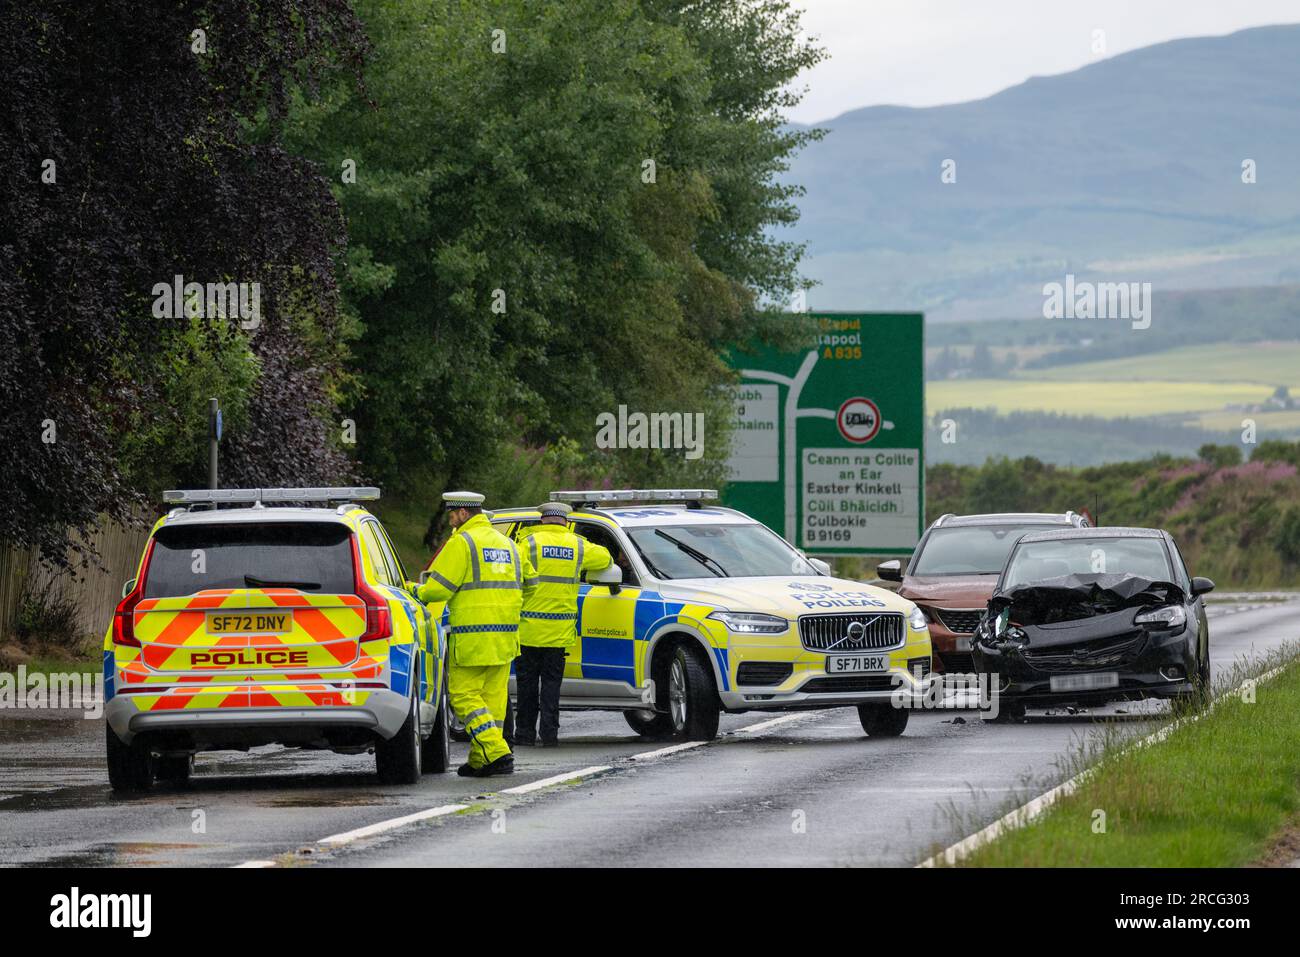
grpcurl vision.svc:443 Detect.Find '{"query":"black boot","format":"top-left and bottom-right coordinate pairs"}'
top-left (475, 754), bottom-right (515, 777)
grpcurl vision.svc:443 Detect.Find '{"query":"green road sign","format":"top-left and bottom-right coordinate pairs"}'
top-left (723, 313), bottom-right (924, 557)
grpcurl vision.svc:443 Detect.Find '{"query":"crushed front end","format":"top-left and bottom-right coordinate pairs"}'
top-left (971, 574), bottom-right (1199, 707)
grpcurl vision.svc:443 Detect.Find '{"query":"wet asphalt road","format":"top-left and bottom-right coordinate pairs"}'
top-left (1, 596), bottom-right (1296, 867)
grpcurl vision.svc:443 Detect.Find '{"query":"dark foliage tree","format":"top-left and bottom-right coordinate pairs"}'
top-left (0, 0), bottom-right (368, 563)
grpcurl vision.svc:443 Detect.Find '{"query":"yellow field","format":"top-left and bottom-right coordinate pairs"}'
top-left (1195, 409), bottom-right (1300, 432)
top-left (1027, 342), bottom-right (1300, 389)
top-left (926, 378), bottom-right (1275, 418)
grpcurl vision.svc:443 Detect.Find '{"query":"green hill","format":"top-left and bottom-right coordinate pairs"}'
top-left (787, 26), bottom-right (1300, 320)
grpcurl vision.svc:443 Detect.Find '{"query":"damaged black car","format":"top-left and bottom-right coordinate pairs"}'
top-left (972, 527), bottom-right (1214, 714)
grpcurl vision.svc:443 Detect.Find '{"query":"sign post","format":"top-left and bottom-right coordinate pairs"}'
top-left (723, 313), bottom-right (925, 557)
top-left (208, 397), bottom-right (221, 491)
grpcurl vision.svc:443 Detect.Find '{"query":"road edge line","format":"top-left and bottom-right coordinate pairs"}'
top-left (318, 802), bottom-right (471, 847)
top-left (499, 764), bottom-right (612, 795)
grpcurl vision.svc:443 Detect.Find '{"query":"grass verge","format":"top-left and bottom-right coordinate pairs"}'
top-left (957, 648), bottom-right (1300, 867)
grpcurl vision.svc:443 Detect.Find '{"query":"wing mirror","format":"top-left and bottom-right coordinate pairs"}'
top-left (808, 557), bottom-right (832, 576)
top-left (588, 564), bottom-right (623, 595)
top-left (876, 559), bottom-right (903, 583)
top-left (121, 578), bottom-right (137, 599)
top-left (1191, 576), bottom-right (1216, 597)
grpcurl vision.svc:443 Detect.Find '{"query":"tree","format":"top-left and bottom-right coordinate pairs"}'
top-left (286, 0), bottom-right (824, 497)
top-left (1198, 444), bottom-right (1242, 469)
top-left (0, 1), bottom-right (368, 563)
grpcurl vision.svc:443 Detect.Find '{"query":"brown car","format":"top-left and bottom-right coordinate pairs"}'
top-left (877, 512), bottom-right (1089, 672)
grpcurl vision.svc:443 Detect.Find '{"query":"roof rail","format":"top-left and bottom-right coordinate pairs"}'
top-left (550, 489), bottom-right (718, 508)
top-left (163, 487), bottom-right (380, 506)
top-left (932, 513), bottom-right (955, 527)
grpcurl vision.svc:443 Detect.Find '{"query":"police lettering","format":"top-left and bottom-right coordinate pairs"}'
top-left (190, 650), bottom-right (309, 667)
top-left (540, 546), bottom-right (575, 560)
top-left (482, 548), bottom-right (511, 563)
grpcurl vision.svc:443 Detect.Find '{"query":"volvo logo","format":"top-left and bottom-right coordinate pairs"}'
top-left (846, 621), bottom-right (865, 642)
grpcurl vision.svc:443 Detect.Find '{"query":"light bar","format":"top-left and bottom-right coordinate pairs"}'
top-left (550, 489), bottom-right (718, 505)
top-left (163, 487), bottom-right (380, 504)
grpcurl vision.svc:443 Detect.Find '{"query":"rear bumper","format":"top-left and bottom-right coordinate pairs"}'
top-left (105, 687), bottom-right (410, 746)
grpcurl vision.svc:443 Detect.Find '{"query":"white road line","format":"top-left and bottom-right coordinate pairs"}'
top-left (917, 665), bottom-right (1289, 868)
top-left (232, 860), bottom-right (277, 869)
top-left (629, 740), bottom-right (709, 761)
top-left (255, 708), bottom-right (830, 866)
top-left (499, 765), bottom-right (611, 795)
top-left (318, 803), bottom-right (470, 847)
top-left (732, 712), bottom-right (814, 735)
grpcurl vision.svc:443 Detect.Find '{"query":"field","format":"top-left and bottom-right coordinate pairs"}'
top-left (1029, 342), bottom-right (1300, 389)
top-left (927, 341), bottom-right (1300, 438)
top-left (927, 378), bottom-right (1274, 419)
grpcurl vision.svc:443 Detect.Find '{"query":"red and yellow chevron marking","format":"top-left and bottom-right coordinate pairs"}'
top-left (125, 683), bottom-right (374, 712)
top-left (130, 589), bottom-right (366, 673)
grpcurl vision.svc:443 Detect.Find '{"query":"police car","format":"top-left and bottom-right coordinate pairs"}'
top-left (488, 490), bottom-right (932, 740)
top-left (103, 488), bottom-right (448, 792)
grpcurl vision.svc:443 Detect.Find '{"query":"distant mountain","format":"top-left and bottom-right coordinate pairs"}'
top-left (786, 25), bottom-right (1300, 321)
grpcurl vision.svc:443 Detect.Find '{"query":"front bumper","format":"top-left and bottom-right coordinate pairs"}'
top-left (971, 628), bottom-right (1197, 706)
top-left (105, 686), bottom-right (410, 746)
top-left (720, 668), bottom-right (932, 711)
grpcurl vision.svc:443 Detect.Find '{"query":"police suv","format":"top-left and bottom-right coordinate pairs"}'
top-left (103, 488), bottom-right (447, 792)
top-left (488, 490), bottom-right (932, 740)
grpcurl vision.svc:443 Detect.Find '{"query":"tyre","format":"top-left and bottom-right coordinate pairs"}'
top-left (106, 725), bottom-right (154, 793)
top-left (421, 681), bottom-right (451, 774)
top-left (155, 754), bottom-right (194, 784)
top-left (666, 642), bottom-right (720, 741)
top-left (1198, 653), bottom-right (1212, 695)
top-left (857, 702), bottom-right (909, 737)
top-left (376, 687), bottom-right (422, 784)
top-left (624, 708), bottom-right (675, 739)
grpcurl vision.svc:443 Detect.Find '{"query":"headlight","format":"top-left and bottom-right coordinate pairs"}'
top-left (707, 611), bottom-right (789, 635)
top-left (908, 605), bottom-right (927, 631)
top-left (1135, 605), bottom-right (1187, 630)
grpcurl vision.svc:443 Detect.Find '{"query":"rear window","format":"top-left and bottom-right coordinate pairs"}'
top-left (144, 522), bottom-right (356, 598)
top-left (911, 524), bottom-right (1052, 576)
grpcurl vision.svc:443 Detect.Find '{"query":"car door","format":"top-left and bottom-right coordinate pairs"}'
top-left (567, 520), bottom-right (647, 704)
top-left (1168, 536), bottom-right (1208, 660)
top-left (361, 520), bottom-right (433, 704)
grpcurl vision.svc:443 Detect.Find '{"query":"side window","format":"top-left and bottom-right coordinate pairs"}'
top-left (1168, 539), bottom-right (1192, 592)
top-left (373, 522), bottom-right (409, 585)
top-left (361, 523), bottom-right (397, 587)
top-left (573, 522), bottom-right (638, 587)
top-left (511, 520), bottom-right (541, 544)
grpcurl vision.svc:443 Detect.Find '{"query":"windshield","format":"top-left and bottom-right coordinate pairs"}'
top-left (1002, 537), bottom-right (1173, 590)
top-left (911, 524), bottom-right (1054, 576)
top-left (145, 522), bottom-right (356, 597)
top-left (625, 523), bottom-right (818, 579)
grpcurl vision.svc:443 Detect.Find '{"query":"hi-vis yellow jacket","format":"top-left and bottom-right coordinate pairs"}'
top-left (518, 523), bottom-right (613, 648)
top-left (417, 514), bottom-right (536, 666)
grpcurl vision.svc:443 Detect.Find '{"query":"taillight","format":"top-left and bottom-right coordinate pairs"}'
top-left (113, 539), bottom-right (155, 648)
top-left (351, 535), bottom-right (393, 643)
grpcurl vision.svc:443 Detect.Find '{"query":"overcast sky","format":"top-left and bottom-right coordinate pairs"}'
top-left (787, 0), bottom-right (1300, 123)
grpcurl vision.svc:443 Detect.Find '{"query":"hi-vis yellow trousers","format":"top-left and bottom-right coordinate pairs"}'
top-left (448, 663), bottom-right (511, 768)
